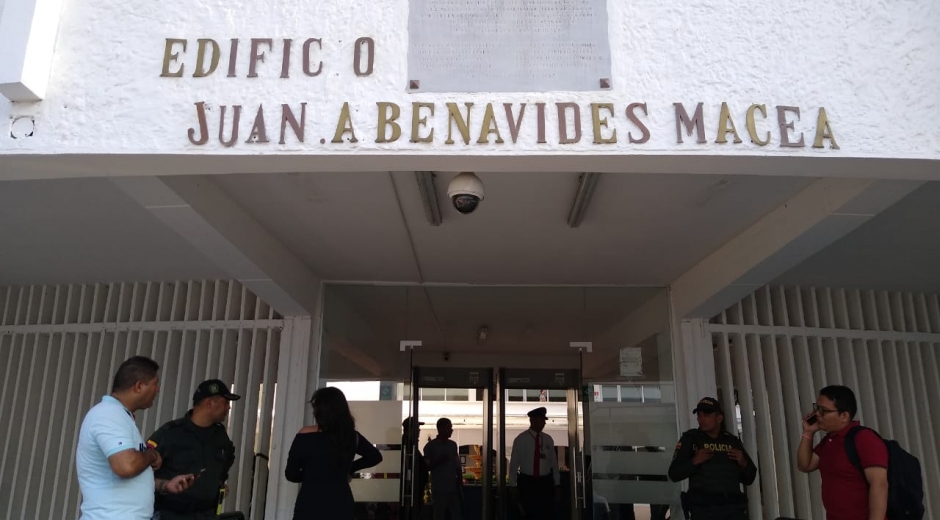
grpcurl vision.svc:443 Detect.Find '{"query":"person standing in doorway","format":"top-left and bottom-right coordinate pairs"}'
top-left (75, 356), bottom-right (194, 520)
top-left (668, 397), bottom-right (756, 520)
top-left (424, 418), bottom-right (463, 520)
top-left (509, 407), bottom-right (560, 519)
top-left (797, 385), bottom-right (889, 520)
top-left (285, 387), bottom-right (382, 520)
top-left (148, 379), bottom-right (239, 520)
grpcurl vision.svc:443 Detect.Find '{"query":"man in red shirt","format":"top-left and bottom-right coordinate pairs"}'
top-left (797, 385), bottom-right (888, 520)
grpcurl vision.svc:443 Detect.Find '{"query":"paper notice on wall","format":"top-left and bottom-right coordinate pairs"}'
top-left (619, 347), bottom-right (643, 377)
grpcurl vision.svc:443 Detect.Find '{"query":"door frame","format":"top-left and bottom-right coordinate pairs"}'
top-left (401, 360), bottom-right (593, 520)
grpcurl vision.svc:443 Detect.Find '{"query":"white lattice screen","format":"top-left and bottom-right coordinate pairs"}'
top-left (0, 280), bottom-right (284, 520)
top-left (708, 285), bottom-right (940, 520)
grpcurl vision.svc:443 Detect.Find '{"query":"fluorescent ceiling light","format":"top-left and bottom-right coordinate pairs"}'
top-left (567, 172), bottom-right (600, 228)
top-left (415, 171), bottom-right (442, 226)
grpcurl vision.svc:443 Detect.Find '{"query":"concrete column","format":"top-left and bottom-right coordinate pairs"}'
top-left (265, 311), bottom-right (324, 520)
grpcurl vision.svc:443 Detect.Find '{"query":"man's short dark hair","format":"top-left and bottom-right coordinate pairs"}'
top-left (112, 356), bottom-right (160, 393)
top-left (819, 385), bottom-right (858, 419)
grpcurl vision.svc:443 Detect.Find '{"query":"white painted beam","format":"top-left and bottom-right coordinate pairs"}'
top-left (672, 178), bottom-right (923, 319)
top-left (0, 0), bottom-right (66, 101)
top-left (111, 175), bottom-right (320, 316)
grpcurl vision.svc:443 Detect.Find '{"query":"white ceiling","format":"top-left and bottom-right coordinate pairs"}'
top-left (321, 284), bottom-right (668, 380)
top-left (214, 171), bottom-right (816, 285)
top-left (1, 173), bottom-right (938, 302)
top-left (3, 172), bottom-right (939, 381)
top-left (776, 181), bottom-right (940, 292)
top-left (0, 178), bottom-right (224, 285)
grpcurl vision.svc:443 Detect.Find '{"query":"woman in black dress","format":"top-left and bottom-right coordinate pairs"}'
top-left (285, 387), bottom-right (383, 520)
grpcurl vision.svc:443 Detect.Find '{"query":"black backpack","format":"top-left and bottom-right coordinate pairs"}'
top-left (845, 426), bottom-right (925, 520)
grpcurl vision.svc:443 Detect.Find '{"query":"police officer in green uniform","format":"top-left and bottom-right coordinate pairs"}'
top-left (668, 397), bottom-right (757, 520)
top-left (148, 379), bottom-right (239, 520)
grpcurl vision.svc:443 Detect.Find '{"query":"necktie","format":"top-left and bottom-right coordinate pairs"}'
top-left (533, 433), bottom-right (541, 476)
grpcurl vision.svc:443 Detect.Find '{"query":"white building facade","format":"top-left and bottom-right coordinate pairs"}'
top-left (1, 0), bottom-right (939, 519)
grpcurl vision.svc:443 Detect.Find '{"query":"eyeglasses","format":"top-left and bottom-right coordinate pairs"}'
top-left (812, 403), bottom-right (839, 415)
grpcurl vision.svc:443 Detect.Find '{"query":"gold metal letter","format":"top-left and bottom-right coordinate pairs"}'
top-left (777, 106), bottom-right (805, 148)
top-left (227, 39), bottom-right (239, 77)
top-left (626, 103), bottom-right (650, 144)
top-left (246, 104), bottom-right (269, 144)
top-left (188, 101), bottom-right (209, 145)
top-left (280, 39), bottom-right (292, 79)
top-left (332, 102), bottom-right (359, 143)
top-left (477, 103), bottom-right (504, 144)
top-left (161, 39), bottom-right (187, 77)
top-left (280, 103), bottom-right (307, 144)
top-left (674, 102), bottom-right (706, 144)
top-left (745, 104), bottom-right (770, 146)
top-left (302, 38), bottom-right (323, 76)
top-left (354, 37), bottom-right (375, 77)
top-left (248, 39), bottom-right (274, 78)
top-left (411, 103), bottom-right (434, 143)
top-left (715, 102), bottom-right (743, 144)
top-left (557, 103), bottom-right (582, 144)
top-left (218, 105), bottom-right (242, 148)
top-left (590, 103), bottom-right (616, 144)
top-left (536, 103), bottom-right (547, 144)
top-left (377, 102), bottom-right (402, 143)
top-left (445, 102), bottom-right (473, 145)
top-left (503, 103), bottom-right (527, 144)
top-left (812, 108), bottom-right (839, 149)
top-left (193, 39), bottom-right (220, 78)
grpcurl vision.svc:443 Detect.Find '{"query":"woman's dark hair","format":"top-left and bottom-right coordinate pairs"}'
top-left (310, 387), bottom-right (357, 471)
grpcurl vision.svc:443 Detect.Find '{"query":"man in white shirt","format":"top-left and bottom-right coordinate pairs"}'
top-left (509, 407), bottom-right (560, 519)
top-left (76, 356), bottom-right (195, 520)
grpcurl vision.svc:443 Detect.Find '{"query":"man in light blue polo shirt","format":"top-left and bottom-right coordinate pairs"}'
top-left (76, 356), bottom-right (195, 520)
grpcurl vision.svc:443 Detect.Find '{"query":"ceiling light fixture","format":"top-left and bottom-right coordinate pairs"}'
top-left (567, 172), bottom-right (600, 228)
top-left (415, 171), bottom-right (442, 226)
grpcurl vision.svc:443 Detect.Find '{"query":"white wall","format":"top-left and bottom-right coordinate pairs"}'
top-left (1, 0), bottom-right (938, 163)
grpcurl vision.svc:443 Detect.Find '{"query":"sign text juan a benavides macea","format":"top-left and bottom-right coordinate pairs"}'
top-left (161, 38), bottom-right (839, 150)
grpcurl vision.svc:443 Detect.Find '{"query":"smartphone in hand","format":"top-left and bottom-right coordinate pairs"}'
top-left (806, 414), bottom-right (818, 425)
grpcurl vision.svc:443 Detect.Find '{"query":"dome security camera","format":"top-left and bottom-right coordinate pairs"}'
top-left (447, 172), bottom-right (484, 214)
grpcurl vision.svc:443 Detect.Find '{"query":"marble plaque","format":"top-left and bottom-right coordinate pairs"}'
top-left (407, 0), bottom-right (612, 92)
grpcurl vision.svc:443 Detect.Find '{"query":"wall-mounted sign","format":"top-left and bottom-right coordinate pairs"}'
top-left (619, 347), bottom-right (643, 377)
top-left (159, 38), bottom-right (839, 151)
top-left (406, 0), bottom-right (612, 92)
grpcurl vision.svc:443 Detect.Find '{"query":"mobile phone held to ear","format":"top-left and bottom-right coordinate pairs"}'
top-left (806, 414), bottom-right (818, 425)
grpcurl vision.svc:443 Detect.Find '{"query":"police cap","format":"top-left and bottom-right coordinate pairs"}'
top-left (692, 397), bottom-right (723, 415)
top-left (193, 379), bottom-right (241, 404)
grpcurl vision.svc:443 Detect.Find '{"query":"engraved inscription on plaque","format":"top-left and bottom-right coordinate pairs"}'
top-left (407, 0), bottom-right (613, 92)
